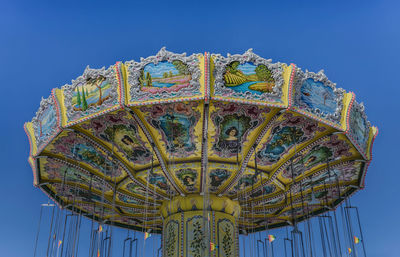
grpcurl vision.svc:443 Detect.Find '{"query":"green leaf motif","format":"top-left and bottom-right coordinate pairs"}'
top-left (222, 224), bottom-right (233, 256)
top-left (165, 223), bottom-right (176, 257)
top-left (190, 221), bottom-right (206, 257)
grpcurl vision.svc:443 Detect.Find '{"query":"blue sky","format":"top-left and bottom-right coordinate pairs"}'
top-left (1, 0), bottom-right (399, 256)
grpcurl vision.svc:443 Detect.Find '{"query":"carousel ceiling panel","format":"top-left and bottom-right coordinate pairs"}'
top-left (46, 183), bottom-right (112, 206)
top-left (38, 157), bottom-right (112, 194)
top-left (242, 166), bottom-right (360, 210)
top-left (118, 178), bottom-right (164, 201)
top-left (208, 101), bottom-right (277, 163)
top-left (170, 162), bottom-right (201, 194)
top-left (136, 166), bottom-right (174, 195)
top-left (76, 109), bottom-right (155, 170)
top-left (42, 130), bottom-right (128, 181)
top-left (120, 206), bottom-right (159, 217)
top-left (295, 160), bottom-right (363, 194)
top-left (134, 101), bottom-right (203, 162)
top-left (74, 202), bottom-right (120, 219)
top-left (241, 184), bottom-right (354, 225)
top-left (226, 167), bottom-right (266, 197)
top-left (207, 162), bottom-right (238, 194)
top-left (244, 183), bottom-right (281, 199)
top-left (274, 133), bottom-right (360, 184)
top-left (116, 192), bottom-right (148, 207)
top-left (253, 111), bottom-right (332, 171)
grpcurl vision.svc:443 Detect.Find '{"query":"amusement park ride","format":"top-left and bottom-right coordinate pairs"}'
top-left (25, 48), bottom-right (377, 257)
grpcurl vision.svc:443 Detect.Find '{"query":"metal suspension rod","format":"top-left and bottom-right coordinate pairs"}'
top-left (132, 238), bottom-right (138, 257)
top-left (306, 215), bottom-right (314, 257)
top-left (88, 216), bottom-right (94, 257)
top-left (333, 174), bottom-right (343, 257)
top-left (123, 236), bottom-right (131, 257)
top-left (46, 204), bottom-right (56, 257)
top-left (344, 199), bottom-right (357, 257)
top-left (157, 245), bottom-right (162, 257)
top-left (318, 217), bottom-right (327, 257)
top-left (346, 206), bottom-right (367, 257)
top-left (33, 204), bottom-right (44, 257)
top-left (257, 239), bottom-right (265, 257)
top-left (322, 216), bottom-right (333, 257)
top-left (328, 213), bottom-right (339, 257)
top-left (60, 213), bottom-right (73, 257)
top-left (242, 235), bottom-right (246, 257)
top-left (284, 226), bottom-right (292, 257)
top-left (71, 210), bottom-right (80, 256)
top-left (52, 207), bottom-right (63, 257)
top-left (333, 211), bottom-right (343, 257)
top-left (326, 160), bottom-right (339, 257)
top-left (300, 230), bottom-right (306, 257)
top-left (340, 204), bottom-right (351, 257)
top-left (74, 213), bottom-right (82, 257)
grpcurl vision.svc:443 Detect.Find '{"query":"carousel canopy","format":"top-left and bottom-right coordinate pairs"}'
top-left (24, 48), bottom-right (377, 233)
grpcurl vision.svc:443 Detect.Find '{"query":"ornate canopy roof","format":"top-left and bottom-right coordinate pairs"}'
top-left (25, 48), bottom-right (377, 233)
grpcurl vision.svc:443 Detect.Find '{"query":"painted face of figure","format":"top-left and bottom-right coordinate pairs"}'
top-left (226, 127), bottom-right (238, 140)
top-left (184, 176), bottom-right (194, 185)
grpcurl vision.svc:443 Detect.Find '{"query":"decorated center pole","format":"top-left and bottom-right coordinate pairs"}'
top-left (160, 195), bottom-right (240, 257)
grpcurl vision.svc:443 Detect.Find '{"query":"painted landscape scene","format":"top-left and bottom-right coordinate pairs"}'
top-left (72, 76), bottom-right (112, 111)
top-left (300, 78), bottom-right (337, 115)
top-left (139, 60), bottom-right (191, 93)
top-left (223, 61), bottom-right (275, 95)
top-left (36, 104), bottom-right (57, 140)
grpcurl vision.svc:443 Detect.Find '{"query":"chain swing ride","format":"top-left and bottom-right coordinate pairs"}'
top-left (25, 48), bottom-right (377, 257)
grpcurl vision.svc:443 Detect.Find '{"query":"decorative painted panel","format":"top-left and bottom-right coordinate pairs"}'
top-left (45, 131), bottom-right (126, 179)
top-left (120, 179), bottom-right (159, 200)
top-left (208, 168), bottom-right (231, 193)
top-left (126, 47), bottom-right (202, 104)
top-left (227, 167), bottom-right (262, 196)
top-left (174, 164), bottom-right (200, 194)
top-left (117, 193), bottom-right (144, 206)
top-left (298, 161), bottom-right (362, 193)
top-left (80, 110), bottom-right (153, 167)
top-left (61, 65), bottom-right (120, 125)
top-left (276, 134), bottom-right (354, 182)
top-left (31, 95), bottom-right (60, 153)
top-left (39, 157), bottom-right (109, 193)
top-left (138, 102), bottom-right (202, 160)
top-left (217, 219), bottom-right (235, 257)
top-left (292, 69), bottom-right (345, 125)
top-left (212, 49), bottom-right (284, 103)
top-left (74, 202), bottom-right (118, 218)
top-left (186, 215), bottom-right (206, 257)
top-left (136, 166), bottom-right (172, 194)
top-left (164, 220), bottom-right (180, 257)
top-left (348, 100), bottom-right (370, 153)
top-left (47, 183), bottom-right (111, 204)
top-left (209, 102), bottom-right (270, 160)
top-left (255, 112), bottom-right (328, 169)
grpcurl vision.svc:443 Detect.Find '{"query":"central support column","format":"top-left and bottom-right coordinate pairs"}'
top-left (160, 194), bottom-right (241, 257)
